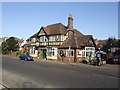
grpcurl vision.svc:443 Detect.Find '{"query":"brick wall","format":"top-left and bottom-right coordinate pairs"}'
top-left (58, 49), bottom-right (87, 62)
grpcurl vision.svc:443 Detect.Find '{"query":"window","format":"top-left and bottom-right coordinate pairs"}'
top-left (49, 36), bottom-right (57, 41)
top-left (47, 47), bottom-right (57, 56)
top-left (66, 50), bottom-right (74, 57)
top-left (85, 47), bottom-right (95, 57)
top-left (82, 50), bottom-right (86, 57)
top-left (77, 47), bottom-right (95, 58)
top-left (40, 36), bottom-right (46, 42)
top-left (77, 51), bottom-right (82, 57)
top-left (52, 36), bottom-right (56, 41)
top-left (61, 35), bottom-right (64, 41)
top-left (30, 47), bottom-right (35, 54)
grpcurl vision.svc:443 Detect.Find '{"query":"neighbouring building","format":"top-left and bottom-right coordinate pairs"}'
top-left (0, 37), bottom-right (10, 46)
top-left (27, 15), bottom-right (96, 62)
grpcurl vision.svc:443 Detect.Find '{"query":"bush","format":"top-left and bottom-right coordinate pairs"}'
top-left (2, 50), bottom-right (9, 54)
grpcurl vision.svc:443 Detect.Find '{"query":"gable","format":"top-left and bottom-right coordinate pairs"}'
top-left (38, 29), bottom-right (46, 36)
top-left (87, 37), bottom-right (96, 46)
top-left (88, 39), bottom-right (93, 44)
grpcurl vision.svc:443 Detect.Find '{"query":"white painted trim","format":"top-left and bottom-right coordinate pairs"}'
top-left (66, 50), bottom-right (74, 57)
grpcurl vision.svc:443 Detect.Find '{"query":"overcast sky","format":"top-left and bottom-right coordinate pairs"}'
top-left (2, 2), bottom-right (118, 40)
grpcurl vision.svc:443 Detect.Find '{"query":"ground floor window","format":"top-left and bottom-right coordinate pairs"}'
top-left (47, 47), bottom-right (57, 56)
top-left (66, 50), bottom-right (74, 57)
top-left (78, 50), bottom-right (83, 57)
top-left (85, 47), bottom-right (95, 58)
top-left (29, 46), bottom-right (38, 54)
top-left (30, 46), bottom-right (38, 54)
top-left (77, 47), bottom-right (95, 58)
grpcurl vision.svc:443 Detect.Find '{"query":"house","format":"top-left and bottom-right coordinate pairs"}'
top-left (110, 46), bottom-right (120, 53)
top-left (19, 40), bottom-right (27, 50)
top-left (27, 14), bottom-right (96, 62)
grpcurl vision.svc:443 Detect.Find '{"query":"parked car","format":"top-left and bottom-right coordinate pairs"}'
top-left (19, 54), bottom-right (34, 61)
top-left (106, 55), bottom-right (120, 64)
top-left (113, 55), bottom-right (120, 64)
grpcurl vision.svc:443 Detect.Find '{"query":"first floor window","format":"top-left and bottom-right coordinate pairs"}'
top-left (61, 35), bottom-right (64, 41)
top-left (40, 36), bottom-right (46, 42)
top-left (66, 50), bottom-right (74, 57)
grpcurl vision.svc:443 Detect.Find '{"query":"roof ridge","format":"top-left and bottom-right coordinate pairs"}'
top-left (46, 22), bottom-right (63, 27)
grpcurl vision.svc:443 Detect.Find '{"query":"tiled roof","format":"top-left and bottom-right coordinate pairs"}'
top-left (43, 23), bottom-right (67, 35)
top-left (28, 23), bottom-right (67, 39)
top-left (60, 29), bottom-right (94, 48)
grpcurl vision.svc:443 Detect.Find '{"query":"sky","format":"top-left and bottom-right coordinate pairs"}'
top-left (1, 2), bottom-right (118, 40)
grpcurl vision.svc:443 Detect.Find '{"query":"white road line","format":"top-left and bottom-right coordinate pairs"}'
top-left (0, 82), bottom-right (10, 89)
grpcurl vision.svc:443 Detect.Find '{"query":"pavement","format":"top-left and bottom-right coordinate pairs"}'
top-left (2, 55), bottom-right (119, 68)
top-left (33, 57), bottom-right (119, 69)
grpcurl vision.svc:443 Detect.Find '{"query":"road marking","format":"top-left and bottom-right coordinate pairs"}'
top-left (0, 82), bottom-right (11, 89)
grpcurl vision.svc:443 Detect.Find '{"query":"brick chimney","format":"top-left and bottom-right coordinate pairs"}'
top-left (67, 14), bottom-right (73, 30)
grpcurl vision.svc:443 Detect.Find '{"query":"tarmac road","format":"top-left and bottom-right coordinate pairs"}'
top-left (1, 55), bottom-right (119, 88)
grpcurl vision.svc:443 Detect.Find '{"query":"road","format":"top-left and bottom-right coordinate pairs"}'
top-left (1, 55), bottom-right (119, 88)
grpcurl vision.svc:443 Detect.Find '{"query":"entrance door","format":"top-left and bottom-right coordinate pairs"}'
top-left (41, 48), bottom-right (46, 58)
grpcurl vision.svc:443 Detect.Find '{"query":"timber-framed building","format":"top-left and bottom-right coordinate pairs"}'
top-left (27, 15), bottom-right (96, 62)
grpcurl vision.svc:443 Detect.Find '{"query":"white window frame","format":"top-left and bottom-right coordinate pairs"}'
top-left (77, 50), bottom-right (82, 57)
top-left (61, 35), bottom-right (64, 41)
top-left (85, 47), bottom-right (95, 58)
top-left (66, 50), bottom-right (74, 57)
top-left (77, 47), bottom-right (95, 58)
top-left (30, 46), bottom-right (36, 54)
top-left (47, 47), bottom-right (57, 56)
top-left (40, 36), bottom-right (46, 42)
top-left (52, 36), bottom-right (56, 41)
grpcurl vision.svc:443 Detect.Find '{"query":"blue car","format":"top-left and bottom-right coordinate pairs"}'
top-left (19, 54), bottom-right (34, 61)
top-left (113, 55), bottom-right (120, 64)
